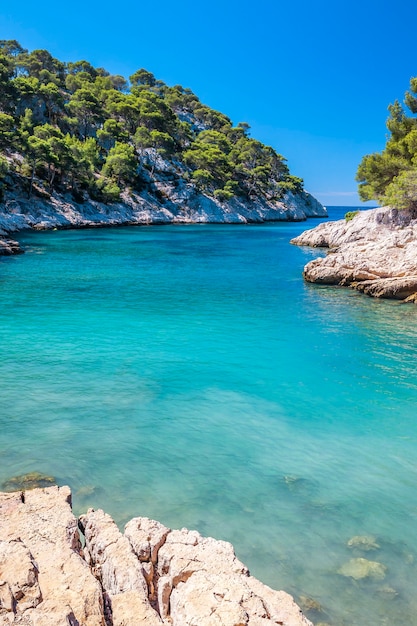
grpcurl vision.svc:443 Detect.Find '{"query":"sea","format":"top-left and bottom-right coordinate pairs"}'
top-left (1, 206), bottom-right (417, 626)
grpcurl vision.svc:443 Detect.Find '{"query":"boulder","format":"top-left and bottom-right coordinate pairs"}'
top-left (337, 557), bottom-right (387, 580)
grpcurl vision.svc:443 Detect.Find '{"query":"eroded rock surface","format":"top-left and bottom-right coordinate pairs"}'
top-left (0, 486), bottom-right (104, 625)
top-left (0, 487), bottom-right (313, 626)
top-left (291, 206), bottom-right (417, 301)
top-left (0, 234), bottom-right (22, 255)
top-left (0, 178), bottom-right (326, 256)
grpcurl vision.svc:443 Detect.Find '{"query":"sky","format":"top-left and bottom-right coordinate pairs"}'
top-left (2, 0), bottom-right (417, 206)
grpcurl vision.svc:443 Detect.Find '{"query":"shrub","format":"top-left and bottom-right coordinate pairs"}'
top-left (213, 188), bottom-right (233, 202)
top-left (345, 210), bottom-right (359, 222)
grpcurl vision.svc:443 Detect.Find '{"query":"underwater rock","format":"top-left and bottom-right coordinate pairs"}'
top-left (0, 236), bottom-right (23, 255)
top-left (377, 585), bottom-right (398, 599)
top-left (337, 557), bottom-right (387, 580)
top-left (347, 535), bottom-right (380, 551)
top-left (282, 475), bottom-right (318, 496)
top-left (1, 471), bottom-right (56, 492)
top-left (299, 594), bottom-right (323, 612)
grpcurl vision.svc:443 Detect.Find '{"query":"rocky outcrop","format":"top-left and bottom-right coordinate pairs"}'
top-left (0, 487), bottom-right (104, 625)
top-left (291, 206), bottom-right (417, 301)
top-left (0, 486), bottom-right (313, 626)
top-left (0, 185), bottom-right (324, 232)
top-left (0, 232), bottom-right (23, 255)
top-left (0, 164), bottom-right (326, 256)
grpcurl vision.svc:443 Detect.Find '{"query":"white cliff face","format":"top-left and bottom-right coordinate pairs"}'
top-left (291, 206), bottom-right (417, 302)
top-left (0, 188), bottom-right (325, 233)
top-left (0, 173), bottom-right (326, 255)
top-left (0, 486), bottom-right (313, 626)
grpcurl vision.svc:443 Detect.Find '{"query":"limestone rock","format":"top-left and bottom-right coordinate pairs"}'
top-left (0, 487), bottom-right (313, 626)
top-left (153, 527), bottom-right (249, 621)
top-left (124, 517), bottom-right (170, 564)
top-left (298, 595), bottom-right (323, 613)
top-left (0, 487), bottom-right (104, 625)
top-left (0, 174), bottom-right (326, 246)
top-left (347, 535), bottom-right (380, 551)
top-left (1, 472), bottom-right (56, 492)
top-left (0, 539), bottom-right (41, 613)
top-left (79, 509), bottom-right (162, 626)
top-left (0, 236), bottom-right (23, 255)
top-left (291, 206), bottom-right (417, 301)
top-left (123, 521), bottom-right (312, 625)
top-left (337, 557), bottom-right (387, 580)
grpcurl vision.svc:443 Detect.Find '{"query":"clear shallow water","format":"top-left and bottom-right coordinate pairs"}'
top-left (1, 206), bottom-right (417, 625)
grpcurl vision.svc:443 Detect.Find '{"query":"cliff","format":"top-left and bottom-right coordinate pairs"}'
top-left (0, 486), bottom-right (313, 626)
top-left (0, 161), bottom-right (326, 256)
top-left (291, 206), bottom-right (417, 302)
top-left (0, 40), bottom-right (327, 256)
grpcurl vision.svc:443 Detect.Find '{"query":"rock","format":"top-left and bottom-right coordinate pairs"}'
top-left (124, 516), bottom-right (170, 564)
top-left (0, 170), bottom-right (326, 245)
top-left (291, 206), bottom-right (417, 301)
top-left (337, 557), bottom-right (387, 580)
top-left (347, 535), bottom-right (380, 551)
top-left (125, 522), bottom-right (312, 625)
top-left (75, 484), bottom-right (97, 498)
top-left (377, 585), bottom-right (398, 598)
top-left (79, 509), bottom-right (162, 626)
top-left (1, 472), bottom-right (56, 492)
top-left (0, 236), bottom-right (23, 255)
top-left (0, 487), bottom-right (313, 626)
top-left (0, 486), bottom-right (104, 625)
top-left (0, 539), bottom-right (42, 612)
top-left (299, 595), bottom-right (323, 612)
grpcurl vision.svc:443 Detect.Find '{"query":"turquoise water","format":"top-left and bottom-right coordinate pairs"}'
top-left (1, 207), bottom-right (417, 625)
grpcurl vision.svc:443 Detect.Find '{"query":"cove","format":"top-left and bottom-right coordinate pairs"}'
top-left (1, 208), bottom-right (417, 625)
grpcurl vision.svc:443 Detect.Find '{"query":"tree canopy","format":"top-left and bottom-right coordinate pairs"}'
top-left (0, 39), bottom-right (303, 203)
top-left (357, 78), bottom-right (417, 210)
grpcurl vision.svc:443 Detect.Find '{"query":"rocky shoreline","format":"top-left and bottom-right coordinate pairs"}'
top-left (0, 486), bottom-right (312, 626)
top-left (291, 206), bottom-right (417, 302)
top-left (0, 174), bottom-right (326, 257)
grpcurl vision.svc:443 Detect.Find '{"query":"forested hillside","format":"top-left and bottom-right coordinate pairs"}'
top-left (357, 78), bottom-right (417, 211)
top-left (0, 39), bottom-right (306, 208)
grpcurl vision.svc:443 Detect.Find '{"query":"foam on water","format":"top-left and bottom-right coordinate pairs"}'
top-left (1, 208), bottom-right (417, 625)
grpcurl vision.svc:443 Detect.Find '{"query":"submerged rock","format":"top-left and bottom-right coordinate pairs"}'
top-left (1, 471), bottom-right (56, 492)
top-left (0, 235), bottom-right (23, 255)
top-left (291, 206), bottom-right (417, 302)
top-left (337, 557), bottom-right (387, 580)
top-left (377, 585), bottom-right (398, 599)
top-left (299, 594), bottom-right (324, 612)
top-left (347, 535), bottom-right (380, 551)
top-left (282, 475), bottom-right (318, 496)
top-left (0, 486), bottom-right (313, 626)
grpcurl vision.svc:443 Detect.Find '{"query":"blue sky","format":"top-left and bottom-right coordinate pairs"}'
top-left (2, 0), bottom-right (417, 206)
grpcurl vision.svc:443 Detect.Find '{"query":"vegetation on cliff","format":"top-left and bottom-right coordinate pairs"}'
top-left (0, 39), bottom-right (304, 206)
top-left (356, 77), bottom-right (417, 211)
